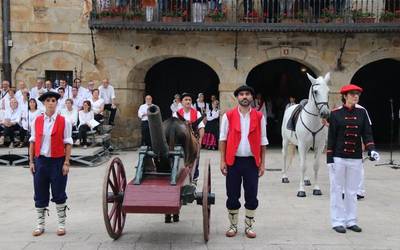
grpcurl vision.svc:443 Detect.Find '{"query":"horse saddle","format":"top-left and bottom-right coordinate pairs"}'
top-left (286, 99), bottom-right (308, 131)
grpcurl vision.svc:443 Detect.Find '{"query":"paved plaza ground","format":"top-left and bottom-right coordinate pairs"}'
top-left (0, 148), bottom-right (399, 250)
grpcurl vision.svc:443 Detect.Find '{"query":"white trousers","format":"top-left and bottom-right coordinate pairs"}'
top-left (357, 165), bottom-right (365, 196)
top-left (329, 157), bottom-right (362, 227)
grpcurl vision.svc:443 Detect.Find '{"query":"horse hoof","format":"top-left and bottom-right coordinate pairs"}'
top-left (282, 177), bottom-right (290, 183)
top-left (313, 189), bottom-right (322, 196)
top-left (297, 191), bottom-right (306, 197)
top-left (304, 180), bottom-right (312, 186)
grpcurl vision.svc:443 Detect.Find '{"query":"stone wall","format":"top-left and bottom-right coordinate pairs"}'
top-left (7, 1), bottom-right (400, 147)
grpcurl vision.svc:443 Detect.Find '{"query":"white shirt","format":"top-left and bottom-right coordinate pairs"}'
top-left (220, 108), bottom-right (268, 157)
top-left (138, 103), bottom-right (152, 121)
top-left (78, 86), bottom-right (89, 100)
top-left (57, 85), bottom-right (73, 99)
top-left (29, 113), bottom-right (73, 157)
top-left (90, 97), bottom-right (105, 114)
top-left (35, 99), bottom-right (45, 113)
top-left (4, 108), bottom-right (22, 124)
top-left (195, 101), bottom-right (210, 114)
top-left (99, 85), bottom-right (116, 104)
top-left (207, 109), bottom-right (220, 121)
top-left (78, 110), bottom-right (94, 128)
top-left (21, 109), bottom-right (41, 130)
top-left (61, 108), bottom-right (78, 127)
top-left (30, 86), bottom-right (45, 99)
top-left (57, 96), bottom-right (67, 113)
top-left (173, 109), bottom-right (205, 129)
top-left (45, 88), bottom-right (57, 93)
top-left (71, 96), bottom-right (83, 110)
top-left (170, 101), bottom-right (183, 115)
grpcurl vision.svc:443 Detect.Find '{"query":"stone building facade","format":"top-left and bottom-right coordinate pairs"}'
top-left (3, 0), bottom-right (400, 147)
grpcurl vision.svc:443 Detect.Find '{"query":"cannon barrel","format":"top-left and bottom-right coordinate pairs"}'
top-left (147, 105), bottom-right (169, 159)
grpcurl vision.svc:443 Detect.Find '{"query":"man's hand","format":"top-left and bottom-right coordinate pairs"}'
top-left (368, 150), bottom-right (380, 161)
top-left (220, 161), bottom-right (227, 176)
top-left (29, 161), bottom-right (35, 175)
top-left (259, 162), bottom-right (265, 177)
top-left (62, 162), bottom-right (70, 176)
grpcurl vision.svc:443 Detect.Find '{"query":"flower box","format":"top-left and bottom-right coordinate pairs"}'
top-left (162, 16), bottom-right (183, 23)
top-left (355, 17), bottom-right (375, 23)
top-left (318, 17), bottom-right (331, 23)
top-left (242, 17), bottom-right (263, 23)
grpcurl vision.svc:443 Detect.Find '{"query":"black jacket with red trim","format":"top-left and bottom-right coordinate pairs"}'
top-left (327, 104), bottom-right (375, 164)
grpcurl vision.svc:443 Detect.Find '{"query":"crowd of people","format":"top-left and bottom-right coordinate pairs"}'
top-left (0, 78), bottom-right (117, 149)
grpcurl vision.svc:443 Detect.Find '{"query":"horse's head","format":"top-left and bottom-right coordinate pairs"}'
top-left (307, 72), bottom-right (331, 119)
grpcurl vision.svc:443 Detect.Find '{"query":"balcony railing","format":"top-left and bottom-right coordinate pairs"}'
top-left (90, 0), bottom-right (400, 32)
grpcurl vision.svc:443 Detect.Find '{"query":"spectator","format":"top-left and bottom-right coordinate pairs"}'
top-left (254, 93), bottom-right (267, 122)
top-left (137, 95), bottom-right (152, 146)
top-left (85, 81), bottom-right (96, 100)
top-left (202, 100), bottom-right (220, 150)
top-left (44, 80), bottom-right (57, 93)
top-left (71, 87), bottom-right (83, 110)
top-left (57, 79), bottom-right (72, 98)
top-left (3, 98), bottom-right (25, 148)
top-left (0, 108), bottom-right (4, 145)
top-left (30, 79), bottom-right (45, 99)
top-left (36, 89), bottom-right (46, 113)
top-left (99, 78), bottom-right (117, 125)
top-left (57, 88), bottom-right (67, 112)
top-left (1, 80), bottom-right (10, 111)
top-left (285, 96), bottom-right (296, 110)
top-left (73, 78), bottom-right (89, 100)
top-left (77, 100), bottom-right (94, 149)
top-left (90, 89), bottom-right (105, 122)
top-left (170, 94), bottom-right (183, 115)
top-left (61, 99), bottom-right (79, 142)
top-left (18, 88), bottom-right (30, 114)
top-left (21, 98), bottom-right (41, 146)
top-left (195, 93), bottom-right (210, 115)
top-left (15, 81), bottom-right (27, 103)
top-left (4, 88), bottom-right (17, 112)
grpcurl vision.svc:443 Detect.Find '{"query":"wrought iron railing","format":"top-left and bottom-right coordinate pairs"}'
top-left (90, 0), bottom-right (400, 25)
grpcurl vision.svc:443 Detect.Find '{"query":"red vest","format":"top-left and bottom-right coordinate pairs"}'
top-left (35, 114), bottom-right (66, 158)
top-left (178, 108), bottom-right (197, 123)
top-left (225, 108), bottom-right (263, 167)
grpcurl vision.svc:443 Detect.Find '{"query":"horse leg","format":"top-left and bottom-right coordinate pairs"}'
top-left (297, 143), bottom-right (307, 197)
top-left (312, 146), bottom-right (323, 196)
top-left (281, 139), bottom-right (290, 183)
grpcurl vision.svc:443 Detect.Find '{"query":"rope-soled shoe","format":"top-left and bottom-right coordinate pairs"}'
top-left (225, 209), bottom-right (238, 237)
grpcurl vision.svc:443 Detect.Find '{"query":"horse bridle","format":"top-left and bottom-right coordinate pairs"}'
top-left (300, 83), bottom-right (329, 149)
top-left (303, 84), bottom-right (329, 117)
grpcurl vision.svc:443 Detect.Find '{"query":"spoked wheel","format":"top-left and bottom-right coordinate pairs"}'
top-left (103, 157), bottom-right (127, 239)
top-left (202, 159), bottom-right (211, 242)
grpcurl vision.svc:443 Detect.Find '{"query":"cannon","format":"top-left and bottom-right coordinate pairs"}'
top-left (102, 105), bottom-right (215, 241)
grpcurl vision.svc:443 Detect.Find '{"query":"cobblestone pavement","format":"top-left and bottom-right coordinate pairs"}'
top-left (1, 149), bottom-right (399, 250)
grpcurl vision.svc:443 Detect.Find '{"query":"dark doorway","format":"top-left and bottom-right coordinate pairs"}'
top-left (351, 59), bottom-right (400, 148)
top-left (246, 59), bottom-right (317, 146)
top-left (145, 58), bottom-right (220, 120)
top-left (45, 70), bottom-right (73, 88)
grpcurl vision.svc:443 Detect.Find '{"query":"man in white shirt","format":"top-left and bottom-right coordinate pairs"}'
top-left (137, 95), bottom-right (153, 146)
top-left (56, 87), bottom-right (67, 112)
top-left (1, 80), bottom-right (10, 111)
top-left (173, 92), bottom-right (205, 184)
top-left (44, 80), bottom-right (57, 93)
top-left (73, 78), bottom-right (89, 100)
top-left (71, 87), bottom-right (83, 110)
top-left (170, 94), bottom-right (183, 116)
top-left (84, 80), bottom-right (95, 100)
top-left (99, 78), bottom-right (117, 125)
top-left (3, 98), bottom-right (26, 148)
top-left (56, 79), bottom-right (72, 99)
top-left (219, 85), bottom-right (268, 239)
top-left (15, 80), bottom-right (27, 103)
top-left (29, 91), bottom-right (72, 237)
top-left (30, 79), bottom-right (45, 100)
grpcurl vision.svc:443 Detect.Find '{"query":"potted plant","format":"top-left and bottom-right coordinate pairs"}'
top-left (162, 10), bottom-right (186, 23)
top-left (380, 10), bottom-right (395, 22)
top-left (205, 8), bottom-right (227, 23)
top-left (319, 8), bottom-right (334, 23)
top-left (394, 10), bottom-right (400, 22)
top-left (352, 9), bottom-right (375, 23)
top-left (242, 10), bottom-right (263, 23)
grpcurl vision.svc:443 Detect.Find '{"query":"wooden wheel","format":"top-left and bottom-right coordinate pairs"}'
top-left (103, 157), bottom-right (127, 239)
top-left (202, 159), bottom-right (211, 242)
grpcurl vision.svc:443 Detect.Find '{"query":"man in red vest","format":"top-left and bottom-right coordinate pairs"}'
top-left (219, 85), bottom-right (268, 239)
top-left (29, 91), bottom-right (73, 237)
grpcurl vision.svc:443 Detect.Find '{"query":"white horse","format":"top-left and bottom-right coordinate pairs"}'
top-left (281, 72), bottom-right (331, 197)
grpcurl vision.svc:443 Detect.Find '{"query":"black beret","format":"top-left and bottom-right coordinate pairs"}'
top-left (38, 91), bottom-right (61, 102)
top-left (181, 92), bottom-right (193, 100)
top-left (234, 85), bottom-right (255, 97)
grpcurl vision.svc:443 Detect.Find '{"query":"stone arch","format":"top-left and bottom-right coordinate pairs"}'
top-left (14, 50), bottom-right (102, 88)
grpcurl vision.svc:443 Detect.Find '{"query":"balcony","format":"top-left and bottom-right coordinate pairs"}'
top-left (89, 0), bottom-right (400, 33)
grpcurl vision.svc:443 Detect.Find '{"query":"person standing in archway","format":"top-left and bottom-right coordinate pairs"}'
top-left (137, 95), bottom-right (153, 146)
top-left (327, 84), bottom-right (380, 234)
top-left (219, 85), bottom-right (268, 239)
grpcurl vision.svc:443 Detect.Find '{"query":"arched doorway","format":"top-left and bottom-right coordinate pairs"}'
top-left (351, 58), bottom-right (400, 148)
top-left (246, 59), bottom-right (317, 146)
top-left (145, 58), bottom-right (220, 120)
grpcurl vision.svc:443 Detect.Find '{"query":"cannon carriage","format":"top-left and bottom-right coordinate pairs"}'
top-left (102, 105), bottom-right (215, 241)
